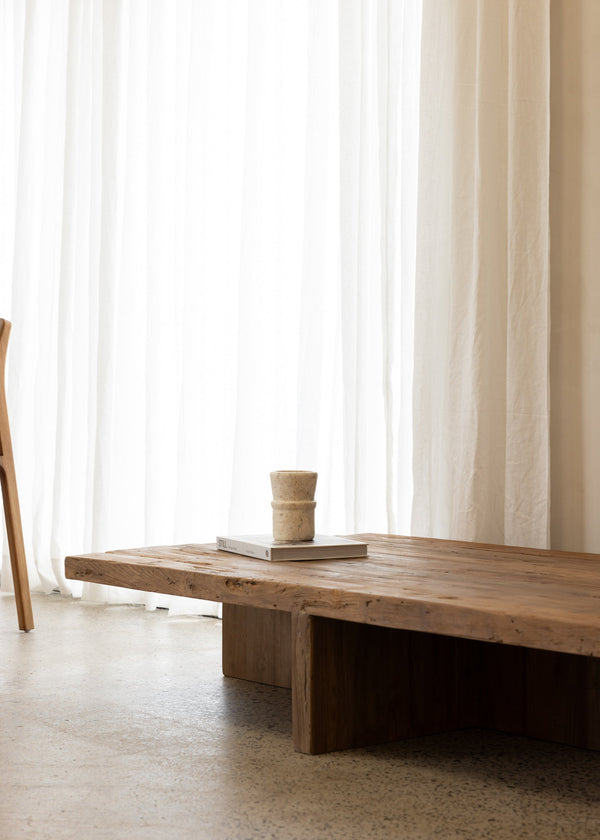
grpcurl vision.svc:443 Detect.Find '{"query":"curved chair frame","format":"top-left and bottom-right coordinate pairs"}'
top-left (0, 319), bottom-right (34, 630)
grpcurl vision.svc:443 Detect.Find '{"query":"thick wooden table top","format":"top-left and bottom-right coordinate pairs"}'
top-left (65, 533), bottom-right (600, 658)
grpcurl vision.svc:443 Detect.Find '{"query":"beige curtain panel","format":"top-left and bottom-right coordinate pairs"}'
top-left (412, 0), bottom-right (551, 548)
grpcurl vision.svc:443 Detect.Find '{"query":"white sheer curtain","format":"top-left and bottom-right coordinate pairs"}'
top-left (412, 0), bottom-right (551, 548)
top-left (0, 1), bottom-right (421, 612)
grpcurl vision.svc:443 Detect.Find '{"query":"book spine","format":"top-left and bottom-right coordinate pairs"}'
top-left (217, 537), bottom-right (271, 561)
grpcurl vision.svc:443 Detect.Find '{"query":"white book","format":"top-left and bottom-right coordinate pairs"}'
top-left (215, 534), bottom-right (368, 562)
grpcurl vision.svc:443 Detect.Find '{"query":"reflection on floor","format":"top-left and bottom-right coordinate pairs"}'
top-left (1, 593), bottom-right (599, 840)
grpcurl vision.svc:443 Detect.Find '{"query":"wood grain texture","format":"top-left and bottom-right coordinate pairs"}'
top-left (0, 319), bottom-right (33, 631)
top-left (508, 646), bottom-right (600, 749)
top-left (291, 614), bottom-right (474, 754)
top-left (291, 611), bottom-right (314, 754)
top-left (290, 619), bottom-right (600, 754)
top-left (222, 604), bottom-right (291, 688)
top-left (66, 534), bottom-right (600, 656)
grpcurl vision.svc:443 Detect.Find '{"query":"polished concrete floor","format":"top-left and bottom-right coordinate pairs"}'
top-left (1, 593), bottom-right (600, 840)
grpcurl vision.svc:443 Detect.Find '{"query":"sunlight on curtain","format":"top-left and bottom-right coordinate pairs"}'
top-left (0, 0), bottom-right (421, 613)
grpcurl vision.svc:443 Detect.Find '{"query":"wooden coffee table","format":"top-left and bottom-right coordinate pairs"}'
top-left (65, 534), bottom-right (600, 754)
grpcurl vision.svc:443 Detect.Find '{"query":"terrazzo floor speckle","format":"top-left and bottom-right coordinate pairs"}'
top-left (1, 593), bottom-right (600, 839)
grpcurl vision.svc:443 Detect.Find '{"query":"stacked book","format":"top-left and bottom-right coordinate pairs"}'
top-left (216, 534), bottom-right (368, 562)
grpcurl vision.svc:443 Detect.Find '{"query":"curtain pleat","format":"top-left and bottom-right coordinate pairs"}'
top-left (412, 0), bottom-right (551, 548)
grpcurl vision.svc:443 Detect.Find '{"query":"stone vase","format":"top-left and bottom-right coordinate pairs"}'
top-left (270, 470), bottom-right (318, 542)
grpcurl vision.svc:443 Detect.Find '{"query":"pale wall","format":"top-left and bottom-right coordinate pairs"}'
top-left (550, 1), bottom-right (600, 550)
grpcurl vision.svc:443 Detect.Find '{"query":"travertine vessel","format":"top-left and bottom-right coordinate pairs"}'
top-left (270, 470), bottom-right (317, 542)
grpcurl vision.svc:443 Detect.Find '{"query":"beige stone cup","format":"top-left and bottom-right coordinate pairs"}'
top-left (270, 470), bottom-right (318, 542)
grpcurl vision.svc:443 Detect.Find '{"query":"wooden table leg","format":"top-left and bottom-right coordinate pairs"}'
top-left (222, 603), bottom-right (291, 688)
top-left (474, 642), bottom-right (600, 750)
top-left (291, 613), bottom-right (474, 754)
top-left (223, 605), bottom-right (600, 754)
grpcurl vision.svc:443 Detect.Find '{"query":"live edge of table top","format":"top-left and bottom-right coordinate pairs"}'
top-left (64, 533), bottom-right (600, 659)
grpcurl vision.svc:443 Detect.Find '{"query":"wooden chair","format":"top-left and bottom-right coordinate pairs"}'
top-left (0, 319), bottom-right (34, 630)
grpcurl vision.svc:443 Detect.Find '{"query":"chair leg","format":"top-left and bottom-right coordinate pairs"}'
top-left (0, 458), bottom-right (34, 631)
top-left (0, 318), bottom-right (34, 631)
